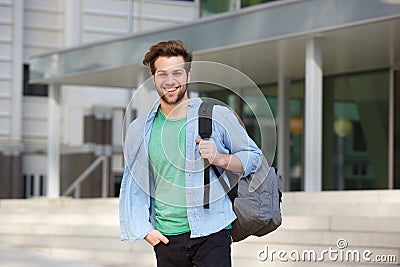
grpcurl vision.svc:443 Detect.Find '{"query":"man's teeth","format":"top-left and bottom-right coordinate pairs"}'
top-left (165, 86), bottom-right (179, 92)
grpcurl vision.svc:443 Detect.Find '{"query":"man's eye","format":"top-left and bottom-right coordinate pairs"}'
top-left (157, 73), bottom-right (167, 78)
top-left (173, 71), bottom-right (184, 76)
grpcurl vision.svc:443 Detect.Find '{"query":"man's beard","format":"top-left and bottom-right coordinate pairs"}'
top-left (158, 84), bottom-right (188, 105)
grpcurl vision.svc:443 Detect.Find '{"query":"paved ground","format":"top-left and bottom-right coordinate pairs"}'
top-left (0, 242), bottom-right (107, 267)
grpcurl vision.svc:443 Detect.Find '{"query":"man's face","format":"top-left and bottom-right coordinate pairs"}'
top-left (153, 56), bottom-right (191, 105)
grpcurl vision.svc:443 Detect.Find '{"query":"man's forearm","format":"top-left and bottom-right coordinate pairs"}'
top-left (196, 138), bottom-right (244, 173)
top-left (214, 153), bottom-right (244, 173)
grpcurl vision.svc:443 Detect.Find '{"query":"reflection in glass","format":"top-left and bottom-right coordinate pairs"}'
top-left (323, 70), bottom-right (389, 190)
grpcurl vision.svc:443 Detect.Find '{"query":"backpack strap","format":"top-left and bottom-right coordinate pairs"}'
top-left (198, 102), bottom-right (237, 208)
top-left (198, 102), bottom-right (214, 209)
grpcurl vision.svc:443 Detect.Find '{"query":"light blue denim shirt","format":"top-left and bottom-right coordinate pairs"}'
top-left (119, 98), bottom-right (262, 243)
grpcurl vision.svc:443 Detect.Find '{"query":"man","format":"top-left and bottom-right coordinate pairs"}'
top-left (119, 40), bottom-right (262, 267)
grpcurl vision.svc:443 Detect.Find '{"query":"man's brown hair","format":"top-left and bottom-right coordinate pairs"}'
top-left (143, 40), bottom-right (193, 75)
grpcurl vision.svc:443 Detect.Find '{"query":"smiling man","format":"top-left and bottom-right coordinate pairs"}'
top-left (119, 40), bottom-right (262, 267)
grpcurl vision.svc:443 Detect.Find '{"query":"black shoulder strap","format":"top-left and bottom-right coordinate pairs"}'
top-left (198, 102), bottom-right (213, 209)
top-left (198, 102), bottom-right (235, 208)
top-left (198, 102), bottom-right (214, 139)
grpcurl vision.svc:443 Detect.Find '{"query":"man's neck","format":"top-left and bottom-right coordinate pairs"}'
top-left (160, 99), bottom-right (190, 120)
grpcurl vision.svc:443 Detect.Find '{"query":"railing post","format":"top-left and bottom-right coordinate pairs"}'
top-left (101, 157), bottom-right (108, 198)
top-left (74, 185), bottom-right (80, 198)
top-left (47, 84), bottom-right (61, 198)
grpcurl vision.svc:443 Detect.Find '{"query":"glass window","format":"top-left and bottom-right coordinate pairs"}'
top-left (200, 0), bottom-right (236, 17)
top-left (200, 85), bottom-right (264, 147)
top-left (395, 70), bottom-right (400, 189)
top-left (323, 70), bottom-right (389, 190)
top-left (241, 0), bottom-right (278, 8)
top-left (23, 64), bottom-right (48, 97)
top-left (114, 175), bottom-right (123, 197)
top-left (289, 81), bottom-right (304, 191)
top-left (202, 82), bottom-right (304, 192)
top-left (200, 0), bottom-right (281, 17)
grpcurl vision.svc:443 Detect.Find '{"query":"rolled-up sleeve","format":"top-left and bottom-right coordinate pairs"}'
top-left (214, 106), bottom-right (263, 178)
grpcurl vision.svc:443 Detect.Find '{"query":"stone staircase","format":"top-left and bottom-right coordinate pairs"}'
top-left (0, 190), bottom-right (399, 267)
top-left (233, 190), bottom-right (400, 266)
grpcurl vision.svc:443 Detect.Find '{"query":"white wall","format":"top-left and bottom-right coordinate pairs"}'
top-left (0, 1), bottom-right (13, 140)
top-left (134, 0), bottom-right (198, 32)
top-left (20, 0), bottom-right (64, 159)
top-left (80, 0), bottom-right (198, 43)
top-left (22, 97), bottom-right (50, 148)
top-left (61, 0), bottom-right (198, 151)
top-left (0, 0), bottom-right (23, 151)
top-left (23, 0), bottom-right (64, 61)
top-left (1, 0), bottom-right (198, 179)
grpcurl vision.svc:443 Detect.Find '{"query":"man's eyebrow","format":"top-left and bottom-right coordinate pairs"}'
top-left (156, 68), bottom-right (185, 74)
top-left (155, 70), bottom-right (167, 73)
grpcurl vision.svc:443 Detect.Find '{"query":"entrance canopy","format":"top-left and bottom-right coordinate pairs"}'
top-left (30, 0), bottom-right (400, 88)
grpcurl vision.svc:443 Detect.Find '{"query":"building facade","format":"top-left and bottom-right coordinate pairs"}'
top-left (0, 0), bottom-right (198, 198)
top-left (1, 0), bottom-right (399, 198)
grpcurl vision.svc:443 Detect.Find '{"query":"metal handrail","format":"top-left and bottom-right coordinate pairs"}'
top-left (62, 155), bottom-right (108, 198)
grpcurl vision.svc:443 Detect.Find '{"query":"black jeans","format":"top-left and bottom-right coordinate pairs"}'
top-left (153, 229), bottom-right (232, 267)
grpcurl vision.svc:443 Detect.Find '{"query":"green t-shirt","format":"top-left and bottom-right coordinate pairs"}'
top-left (148, 108), bottom-right (190, 235)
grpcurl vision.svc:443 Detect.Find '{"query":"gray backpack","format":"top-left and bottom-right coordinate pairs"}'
top-left (199, 102), bottom-right (283, 242)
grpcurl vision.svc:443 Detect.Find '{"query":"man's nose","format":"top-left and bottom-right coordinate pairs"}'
top-left (165, 73), bottom-right (175, 84)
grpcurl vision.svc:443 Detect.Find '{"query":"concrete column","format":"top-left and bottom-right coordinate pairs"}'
top-left (11, 0), bottom-right (23, 142)
top-left (47, 84), bottom-right (61, 198)
top-left (304, 37), bottom-right (323, 192)
top-left (64, 0), bottom-right (81, 47)
top-left (277, 76), bottom-right (290, 191)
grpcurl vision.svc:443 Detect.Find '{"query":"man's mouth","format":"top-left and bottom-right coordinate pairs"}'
top-left (164, 85), bottom-right (181, 92)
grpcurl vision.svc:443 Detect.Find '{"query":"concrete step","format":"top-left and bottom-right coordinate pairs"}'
top-left (2, 194), bottom-right (399, 217)
top-left (232, 257), bottom-right (399, 267)
top-left (0, 192), bottom-right (398, 267)
top-left (2, 214), bottom-right (399, 234)
top-left (1, 229), bottom-right (398, 261)
top-left (0, 234), bottom-right (149, 253)
top-left (5, 237), bottom-right (397, 267)
top-left (280, 215), bottom-right (400, 232)
top-left (282, 203), bottom-right (400, 217)
top-left (31, 247), bottom-right (156, 267)
top-left (0, 242), bottom-right (108, 267)
top-left (33, 246), bottom-right (400, 267)
top-left (245, 229), bottom-right (400, 249)
top-left (2, 198), bottom-right (399, 218)
top-left (0, 234), bottom-right (155, 267)
top-left (283, 190), bottom-right (400, 204)
top-left (0, 224), bottom-right (119, 238)
top-left (0, 213), bottom-right (118, 226)
top-left (0, 190), bottom-right (398, 213)
top-left (1, 221), bottom-right (399, 249)
top-left (232, 243), bottom-right (399, 267)
top-left (0, 197), bottom-right (118, 213)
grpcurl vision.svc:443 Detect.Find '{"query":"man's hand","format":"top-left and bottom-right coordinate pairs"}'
top-left (195, 138), bottom-right (220, 164)
top-left (195, 138), bottom-right (244, 173)
top-left (144, 229), bottom-right (169, 247)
